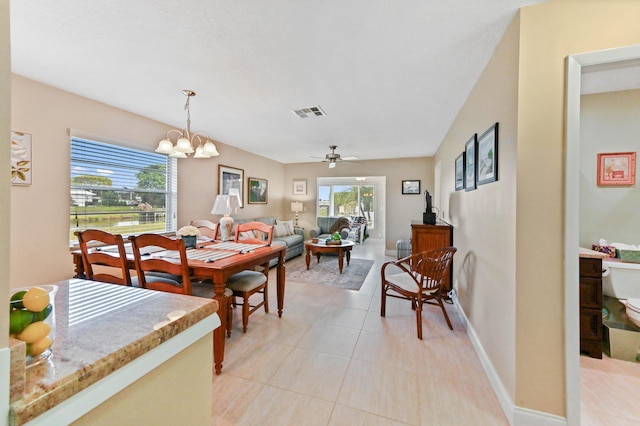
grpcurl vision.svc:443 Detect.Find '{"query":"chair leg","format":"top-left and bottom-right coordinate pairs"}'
top-left (242, 294), bottom-right (250, 333)
top-left (438, 297), bottom-right (454, 330)
top-left (226, 296), bottom-right (233, 338)
top-left (380, 286), bottom-right (386, 317)
top-left (415, 298), bottom-right (423, 340)
top-left (263, 282), bottom-right (269, 314)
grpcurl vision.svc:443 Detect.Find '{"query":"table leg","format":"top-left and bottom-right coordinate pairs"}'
top-left (346, 250), bottom-right (351, 266)
top-left (213, 278), bottom-right (228, 375)
top-left (277, 251), bottom-right (286, 317)
top-left (338, 250), bottom-right (344, 274)
top-left (305, 247), bottom-right (311, 270)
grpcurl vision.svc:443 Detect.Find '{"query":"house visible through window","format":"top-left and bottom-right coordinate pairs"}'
top-left (70, 137), bottom-right (177, 245)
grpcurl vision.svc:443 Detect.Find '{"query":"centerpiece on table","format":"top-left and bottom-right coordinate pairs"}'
top-left (326, 231), bottom-right (342, 245)
top-left (177, 225), bottom-right (201, 248)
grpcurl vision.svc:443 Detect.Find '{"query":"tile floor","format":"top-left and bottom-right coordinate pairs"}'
top-left (580, 354), bottom-right (640, 425)
top-left (211, 239), bottom-right (508, 425)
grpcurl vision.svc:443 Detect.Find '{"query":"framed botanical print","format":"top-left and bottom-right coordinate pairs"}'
top-left (464, 134), bottom-right (477, 191)
top-left (218, 165), bottom-right (244, 207)
top-left (248, 177), bottom-right (268, 204)
top-left (597, 152), bottom-right (636, 186)
top-left (11, 131), bottom-right (32, 185)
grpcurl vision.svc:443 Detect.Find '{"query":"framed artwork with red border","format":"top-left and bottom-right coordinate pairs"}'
top-left (597, 152), bottom-right (636, 186)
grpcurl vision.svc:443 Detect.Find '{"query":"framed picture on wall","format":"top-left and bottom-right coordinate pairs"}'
top-left (477, 122), bottom-right (499, 185)
top-left (218, 165), bottom-right (244, 207)
top-left (402, 180), bottom-right (421, 194)
top-left (293, 179), bottom-right (307, 195)
top-left (597, 152), bottom-right (636, 186)
top-left (464, 134), bottom-right (477, 191)
top-left (11, 131), bottom-right (32, 186)
top-left (455, 152), bottom-right (465, 191)
top-left (248, 177), bottom-right (268, 204)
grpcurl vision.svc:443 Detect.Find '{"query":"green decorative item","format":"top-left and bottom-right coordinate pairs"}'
top-left (332, 231), bottom-right (341, 241)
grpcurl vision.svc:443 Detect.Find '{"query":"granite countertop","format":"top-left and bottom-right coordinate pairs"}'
top-left (579, 247), bottom-right (610, 259)
top-left (9, 278), bottom-right (218, 425)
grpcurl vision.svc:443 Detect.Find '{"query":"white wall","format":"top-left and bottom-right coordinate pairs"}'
top-left (579, 89), bottom-right (640, 247)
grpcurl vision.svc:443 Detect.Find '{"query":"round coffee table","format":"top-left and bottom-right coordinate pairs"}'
top-left (304, 240), bottom-right (355, 274)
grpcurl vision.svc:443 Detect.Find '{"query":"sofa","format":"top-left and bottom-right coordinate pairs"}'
top-left (309, 216), bottom-right (368, 243)
top-left (233, 216), bottom-right (304, 267)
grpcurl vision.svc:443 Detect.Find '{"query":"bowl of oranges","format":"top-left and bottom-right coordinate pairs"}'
top-left (9, 285), bottom-right (57, 366)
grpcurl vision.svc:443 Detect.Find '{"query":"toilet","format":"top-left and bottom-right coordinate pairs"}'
top-left (602, 260), bottom-right (640, 299)
top-left (621, 298), bottom-right (640, 328)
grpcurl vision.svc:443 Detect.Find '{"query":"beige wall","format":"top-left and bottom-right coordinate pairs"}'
top-left (1, 0), bottom-right (11, 349)
top-left (579, 89), bottom-right (640, 247)
top-left (516, 0), bottom-right (640, 416)
top-left (284, 157), bottom-right (434, 251)
top-left (435, 14), bottom-right (520, 403)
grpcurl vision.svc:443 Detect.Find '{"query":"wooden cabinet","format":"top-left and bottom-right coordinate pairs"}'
top-left (411, 224), bottom-right (454, 292)
top-left (579, 256), bottom-right (603, 358)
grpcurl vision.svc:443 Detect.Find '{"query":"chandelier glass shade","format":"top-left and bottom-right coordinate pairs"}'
top-left (155, 90), bottom-right (220, 159)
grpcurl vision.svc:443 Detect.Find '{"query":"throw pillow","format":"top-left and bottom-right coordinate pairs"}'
top-left (238, 230), bottom-right (256, 240)
top-left (276, 219), bottom-right (294, 235)
top-left (273, 224), bottom-right (290, 238)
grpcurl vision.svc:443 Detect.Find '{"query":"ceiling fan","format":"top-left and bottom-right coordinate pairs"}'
top-left (316, 145), bottom-right (358, 168)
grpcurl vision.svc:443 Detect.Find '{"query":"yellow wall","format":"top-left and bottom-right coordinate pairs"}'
top-left (516, 0), bottom-right (640, 416)
top-left (435, 14), bottom-right (520, 402)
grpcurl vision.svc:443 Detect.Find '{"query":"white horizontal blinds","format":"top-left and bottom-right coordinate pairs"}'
top-left (70, 137), bottom-right (177, 244)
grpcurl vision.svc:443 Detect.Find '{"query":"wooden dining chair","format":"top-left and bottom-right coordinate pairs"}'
top-left (226, 221), bottom-right (273, 333)
top-left (128, 233), bottom-right (233, 336)
top-left (75, 229), bottom-right (132, 286)
top-left (189, 219), bottom-right (217, 239)
top-left (380, 247), bottom-right (457, 339)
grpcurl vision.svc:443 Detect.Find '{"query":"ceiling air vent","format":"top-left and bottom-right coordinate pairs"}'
top-left (292, 106), bottom-right (325, 118)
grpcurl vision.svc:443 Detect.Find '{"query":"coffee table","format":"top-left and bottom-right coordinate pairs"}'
top-left (305, 240), bottom-right (355, 274)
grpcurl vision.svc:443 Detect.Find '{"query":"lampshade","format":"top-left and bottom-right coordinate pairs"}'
top-left (211, 194), bottom-right (241, 215)
top-left (291, 202), bottom-right (303, 213)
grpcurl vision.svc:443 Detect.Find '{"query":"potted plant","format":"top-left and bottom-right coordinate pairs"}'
top-left (176, 225), bottom-right (201, 248)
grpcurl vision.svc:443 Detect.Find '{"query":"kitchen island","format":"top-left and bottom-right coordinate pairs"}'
top-left (9, 279), bottom-right (219, 425)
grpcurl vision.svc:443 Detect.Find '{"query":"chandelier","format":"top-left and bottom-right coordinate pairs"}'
top-left (155, 90), bottom-right (220, 159)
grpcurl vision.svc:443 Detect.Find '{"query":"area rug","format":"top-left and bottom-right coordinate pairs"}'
top-left (284, 255), bottom-right (374, 290)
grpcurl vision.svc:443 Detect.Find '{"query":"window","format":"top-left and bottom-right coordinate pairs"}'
top-left (70, 137), bottom-right (177, 245)
top-left (317, 182), bottom-right (376, 229)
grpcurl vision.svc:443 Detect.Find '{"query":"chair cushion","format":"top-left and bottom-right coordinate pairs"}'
top-left (386, 273), bottom-right (420, 293)
top-left (226, 271), bottom-right (267, 292)
top-left (191, 283), bottom-right (232, 299)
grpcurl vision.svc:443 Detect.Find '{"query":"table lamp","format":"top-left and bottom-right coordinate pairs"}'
top-left (291, 202), bottom-right (303, 227)
top-left (211, 194), bottom-right (241, 241)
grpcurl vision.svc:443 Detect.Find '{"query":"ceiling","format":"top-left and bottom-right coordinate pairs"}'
top-left (9, 1), bottom-right (547, 164)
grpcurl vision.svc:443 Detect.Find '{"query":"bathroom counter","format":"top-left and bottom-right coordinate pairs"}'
top-left (579, 247), bottom-right (610, 259)
top-left (9, 278), bottom-right (219, 425)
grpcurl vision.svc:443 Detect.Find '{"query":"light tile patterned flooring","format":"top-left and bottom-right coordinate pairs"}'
top-left (211, 239), bottom-right (507, 425)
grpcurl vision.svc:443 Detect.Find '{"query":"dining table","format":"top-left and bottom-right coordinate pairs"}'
top-left (71, 239), bottom-right (286, 375)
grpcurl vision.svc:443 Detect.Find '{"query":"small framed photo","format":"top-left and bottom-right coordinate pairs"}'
top-left (248, 177), bottom-right (268, 204)
top-left (455, 152), bottom-right (465, 191)
top-left (597, 152), bottom-right (636, 186)
top-left (11, 131), bottom-right (32, 186)
top-left (402, 180), bottom-right (421, 195)
top-left (464, 134), bottom-right (477, 192)
top-left (477, 122), bottom-right (499, 186)
top-left (293, 179), bottom-right (307, 195)
top-left (218, 165), bottom-right (244, 207)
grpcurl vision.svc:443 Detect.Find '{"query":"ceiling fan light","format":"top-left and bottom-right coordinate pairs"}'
top-left (203, 140), bottom-right (219, 156)
top-left (155, 138), bottom-right (174, 154)
top-left (329, 161), bottom-right (336, 169)
top-left (174, 136), bottom-right (194, 153)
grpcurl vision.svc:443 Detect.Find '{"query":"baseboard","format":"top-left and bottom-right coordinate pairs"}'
top-left (453, 302), bottom-right (567, 426)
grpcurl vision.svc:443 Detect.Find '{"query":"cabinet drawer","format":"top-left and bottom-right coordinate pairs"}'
top-left (579, 257), bottom-right (602, 278)
top-left (579, 277), bottom-right (602, 309)
top-left (580, 309), bottom-right (603, 341)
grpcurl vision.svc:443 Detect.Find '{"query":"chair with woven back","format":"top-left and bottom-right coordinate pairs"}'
top-left (75, 229), bottom-right (132, 286)
top-left (380, 246), bottom-right (457, 339)
top-left (189, 219), bottom-right (217, 240)
top-left (226, 221), bottom-right (273, 333)
top-left (128, 233), bottom-right (234, 336)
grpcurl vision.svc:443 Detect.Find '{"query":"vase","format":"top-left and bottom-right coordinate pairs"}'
top-left (181, 235), bottom-right (197, 248)
top-left (219, 214), bottom-right (234, 241)
top-left (9, 285), bottom-right (57, 366)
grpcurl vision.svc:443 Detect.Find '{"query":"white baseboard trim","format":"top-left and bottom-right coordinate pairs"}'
top-left (453, 302), bottom-right (567, 426)
top-left (384, 249), bottom-right (396, 257)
